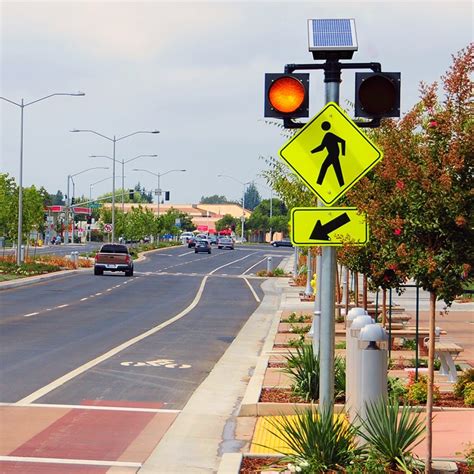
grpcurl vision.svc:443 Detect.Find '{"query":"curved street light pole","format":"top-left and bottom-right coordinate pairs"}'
top-left (0, 92), bottom-right (85, 264)
top-left (90, 154), bottom-right (157, 213)
top-left (217, 174), bottom-right (251, 243)
top-left (133, 168), bottom-right (186, 219)
top-left (65, 166), bottom-right (109, 244)
top-left (71, 129), bottom-right (159, 242)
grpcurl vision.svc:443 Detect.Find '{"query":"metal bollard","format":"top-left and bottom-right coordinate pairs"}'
top-left (347, 314), bottom-right (374, 421)
top-left (71, 251), bottom-right (79, 268)
top-left (266, 256), bottom-right (273, 273)
top-left (358, 324), bottom-right (388, 423)
top-left (20, 245), bottom-right (25, 263)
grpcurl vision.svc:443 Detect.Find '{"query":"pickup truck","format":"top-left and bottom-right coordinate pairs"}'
top-left (94, 244), bottom-right (134, 276)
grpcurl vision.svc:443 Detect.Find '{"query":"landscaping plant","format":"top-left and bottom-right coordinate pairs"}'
top-left (357, 397), bottom-right (425, 473)
top-left (263, 407), bottom-right (361, 473)
top-left (406, 373), bottom-right (439, 405)
top-left (454, 368), bottom-right (474, 398)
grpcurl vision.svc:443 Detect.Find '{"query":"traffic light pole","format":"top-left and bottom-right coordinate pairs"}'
top-left (318, 70), bottom-right (341, 413)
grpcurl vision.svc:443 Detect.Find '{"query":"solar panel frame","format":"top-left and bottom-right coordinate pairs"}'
top-left (307, 19), bottom-right (358, 52)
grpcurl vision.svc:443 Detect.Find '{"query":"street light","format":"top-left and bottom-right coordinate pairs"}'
top-left (90, 154), bottom-right (158, 212)
top-left (66, 166), bottom-right (109, 244)
top-left (217, 174), bottom-right (251, 243)
top-left (132, 168), bottom-right (186, 219)
top-left (71, 129), bottom-right (159, 242)
top-left (0, 91), bottom-right (85, 264)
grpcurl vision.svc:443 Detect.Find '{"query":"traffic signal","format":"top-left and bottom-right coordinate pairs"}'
top-left (355, 72), bottom-right (401, 119)
top-left (129, 189), bottom-right (134, 200)
top-left (86, 215), bottom-right (92, 224)
top-left (165, 191), bottom-right (170, 201)
top-left (71, 197), bottom-right (75, 205)
top-left (264, 73), bottom-right (310, 118)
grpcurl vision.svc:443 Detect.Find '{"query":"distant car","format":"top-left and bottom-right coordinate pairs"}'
top-left (209, 235), bottom-right (218, 245)
top-left (94, 244), bottom-right (134, 276)
top-left (194, 239), bottom-right (211, 254)
top-left (271, 238), bottom-right (293, 247)
top-left (180, 231), bottom-right (194, 244)
top-left (217, 237), bottom-right (234, 250)
top-left (187, 236), bottom-right (197, 248)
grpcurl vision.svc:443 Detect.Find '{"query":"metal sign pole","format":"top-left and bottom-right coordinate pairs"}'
top-left (319, 75), bottom-right (340, 412)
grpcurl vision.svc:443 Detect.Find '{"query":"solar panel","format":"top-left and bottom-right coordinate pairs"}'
top-left (308, 19), bottom-right (358, 57)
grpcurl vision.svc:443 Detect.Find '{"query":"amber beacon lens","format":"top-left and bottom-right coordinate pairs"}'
top-left (268, 77), bottom-right (306, 113)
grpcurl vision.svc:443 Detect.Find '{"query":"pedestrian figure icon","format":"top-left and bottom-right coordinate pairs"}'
top-left (311, 121), bottom-right (346, 187)
top-left (278, 102), bottom-right (383, 206)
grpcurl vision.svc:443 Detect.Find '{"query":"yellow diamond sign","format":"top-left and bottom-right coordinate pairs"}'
top-left (279, 102), bottom-right (383, 205)
top-left (291, 207), bottom-right (368, 247)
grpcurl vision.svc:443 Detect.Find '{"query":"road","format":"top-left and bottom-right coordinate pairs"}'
top-left (0, 243), bottom-right (291, 472)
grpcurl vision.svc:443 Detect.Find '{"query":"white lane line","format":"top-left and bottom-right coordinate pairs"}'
top-left (0, 456), bottom-right (141, 468)
top-left (241, 256), bottom-right (268, 275)
top-left (106, 288), bottom-right (112, 292)
top-left (16, 276), bottom-right (209, 405)
top-left (24, 312), bottom-right (39, 318)
top-left (56, 304), bottom-right (69, 308)
top-left (0, 402), bottom-right (180, 414)
top-left (178, 251), bottom-right (195, 257)
top-left (80, 297), bottom-right (88, 301)
top-left (208, 252), bottom-right (256, 275)
top-left (242, 278), bottom-right (261, 303)
top-left (45, 308), bottom-right (52, 311)
top-left (95, 292), bottom-right (102, 296)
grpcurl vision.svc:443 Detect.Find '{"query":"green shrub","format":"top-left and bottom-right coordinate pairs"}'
top-left (406, 373), bottom-right (439, 405)
top-left (357, 397), bottom-right (425, 473)
top-left (289, 324), bottom-right (311, 335)
top-left (388, 376), bottom-right (408, 402)
top-left (282, 344), bottom-right (345, 402)
top-left (463, 382), bottom-right (474, 406)
top-left (454, 368), bottom-right (474, 398)
top-left (263, 407), bottom-right (361, 473)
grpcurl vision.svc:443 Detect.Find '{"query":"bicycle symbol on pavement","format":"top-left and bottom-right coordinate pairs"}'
top-left (121, 358), bottom-right (192, 369)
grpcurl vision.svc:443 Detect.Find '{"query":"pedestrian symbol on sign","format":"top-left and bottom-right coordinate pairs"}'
top-left (311, 121), bottom-right (346, 187)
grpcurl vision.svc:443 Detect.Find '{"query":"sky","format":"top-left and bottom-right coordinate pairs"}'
top-left (1, 0), bottom-right (472, 206)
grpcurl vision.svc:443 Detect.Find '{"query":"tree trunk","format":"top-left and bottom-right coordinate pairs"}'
top-left (345, 267), bottom-right (350, 321)
top-left (382, 288), bottom-right (387, 326)
top-left (354, 272), bottom-right (359, 306)
top-left (363, 274), bottom-right (368, 310)
top-left (425, 291), bottom-right (436, 474)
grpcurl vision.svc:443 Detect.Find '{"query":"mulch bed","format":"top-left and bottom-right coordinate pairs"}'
top-left (260, 388), bottom-right (468, 408)
top-left (240, 456), bottom-right (285, 473)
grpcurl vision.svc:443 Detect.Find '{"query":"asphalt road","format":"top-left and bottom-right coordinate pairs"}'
top-left (0, 243), bottom-right (291, 407)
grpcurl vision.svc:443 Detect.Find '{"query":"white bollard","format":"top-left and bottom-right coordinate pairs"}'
top-left (347, 314), bottom-right (374, 421)
top-left (267, 256), bottom-right (273, 273)
top-left (358, 324), bottom-right (388, 422)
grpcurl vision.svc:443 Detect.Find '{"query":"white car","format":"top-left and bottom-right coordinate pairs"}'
top-left (180, 232), bottom-right (194, 244)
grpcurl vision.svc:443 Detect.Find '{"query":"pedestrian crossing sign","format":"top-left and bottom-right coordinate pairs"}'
top-left (279, 102), bottom-right (383, 205)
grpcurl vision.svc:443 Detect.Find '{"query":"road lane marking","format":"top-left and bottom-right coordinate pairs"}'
top-left (80, 297), bottom-right (88, 301)
top-left (241, 257), bottom-right (268, 275)
top-left (16, 276), bottom-right (209, 405)
top-left (56, 304), bottom-right (69, 308)
top-left (95, 292), bottom-right (102, 296)
top-left (24, 312), bottom-right (39, 318)
top-left (0, 402), bottom-right (180, 413)
top-left (178, 250), bottom-right (195, 257)
top-left (208, 252), bottom-right (256, 275)
top-left (0, 456), bottom-right (142, 468)
top-left (242, 278), bottom-right (261, 302)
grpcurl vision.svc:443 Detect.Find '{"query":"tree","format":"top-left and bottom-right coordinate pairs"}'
top-left (246, 198), bottom-right (288, 241)
top-left (50, 190), bottom-right (65, 205)
top-left (215, 214), bottom-right (238, 232)
top-left (345, 45), bottom-right (473, 472)
top-left (200, 194), bottom-right (230, 204)
top-left (0, 173), bottom-right (17, 240)
top-left (243, 182), bottom-right (261, 210)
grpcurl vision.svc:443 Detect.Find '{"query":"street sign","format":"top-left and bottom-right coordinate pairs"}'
top-left (104, 223), bottom-right (113, 233)
top-left (90, 202), bottom-right (101, 208)
top-left (279, 102), bottom-right (383, 205)
top-left (290, 207), bottom-right (368, 246)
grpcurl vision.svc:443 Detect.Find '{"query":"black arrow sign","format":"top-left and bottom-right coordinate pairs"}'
top-left (310, 213), bottom-right (351, 240)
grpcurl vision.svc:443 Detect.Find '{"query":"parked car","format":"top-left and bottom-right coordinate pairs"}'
top-left (194, 239), bottom-right (211, 254)
top-left (94, 244), bottom-right (134, 276)
top-left (271, 238), bottom-right (293, 247)
top-left (209, 235), bottom-right (218, 245)
top-left (217, 237), bottom-right (234, 250)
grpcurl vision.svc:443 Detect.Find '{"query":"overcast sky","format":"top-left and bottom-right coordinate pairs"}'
top-left (1, 1), bottom-right (472, 205)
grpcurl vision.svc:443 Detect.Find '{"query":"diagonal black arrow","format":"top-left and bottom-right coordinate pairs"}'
top-left (310, 212), bottom-right (351, 240)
